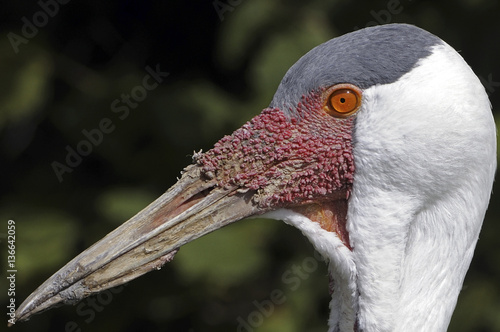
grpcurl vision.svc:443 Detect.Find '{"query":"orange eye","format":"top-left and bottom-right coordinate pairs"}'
top-left (324, 84), bottom-right (362, 117)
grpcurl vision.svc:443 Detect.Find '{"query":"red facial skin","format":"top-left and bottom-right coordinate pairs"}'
top-left (196, 89), bottom-right (355, 210)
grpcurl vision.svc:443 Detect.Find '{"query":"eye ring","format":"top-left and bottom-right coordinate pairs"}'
top-left (323, 83), bottom-right (362, 118)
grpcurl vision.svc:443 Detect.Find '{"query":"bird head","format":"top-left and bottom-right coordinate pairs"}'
top-left (13, 24), bottom-right (496, 331)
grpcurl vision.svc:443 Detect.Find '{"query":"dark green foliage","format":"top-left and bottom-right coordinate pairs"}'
top-left (1, 1), bottom-right (499, 331)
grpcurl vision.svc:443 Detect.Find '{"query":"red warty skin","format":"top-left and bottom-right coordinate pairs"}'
top-left (196, 90), bottom-right (356, 209)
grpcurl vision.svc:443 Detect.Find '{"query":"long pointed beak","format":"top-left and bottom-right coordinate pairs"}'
top-left (12, 164), bottom-right (260, 324)
top-left (13, 105), bottom-right (355, 325)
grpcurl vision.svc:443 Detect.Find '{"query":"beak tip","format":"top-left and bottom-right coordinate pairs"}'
top-left (10, 248), bottom-right (180, 326)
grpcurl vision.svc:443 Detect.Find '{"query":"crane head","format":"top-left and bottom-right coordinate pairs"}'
top-left (12, 24), bottom-right (496, 331)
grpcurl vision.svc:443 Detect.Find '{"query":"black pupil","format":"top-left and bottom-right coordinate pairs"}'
top-left (340, 97), bottom-right (346, 103)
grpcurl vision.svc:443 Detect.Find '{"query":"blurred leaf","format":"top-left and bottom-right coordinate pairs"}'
top-left (0, 41), bottom-right (52, 128)
top-left (174, 218), bottom-right (275, 286)
top-left (95, 187), bottom-right (157, 224)
top-left (216, 0), bottom-right (280, 70)
top-left (0, 209), bottom-right (77, 283)
top-left (249, 20), bottom-right (333, 105)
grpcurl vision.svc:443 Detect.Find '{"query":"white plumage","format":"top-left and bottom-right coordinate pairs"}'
top-left (266, 40), bottom-right (496, 331)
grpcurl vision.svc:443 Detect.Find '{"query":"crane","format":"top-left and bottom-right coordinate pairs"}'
top-left (11, 23), bottom-right (496, 331)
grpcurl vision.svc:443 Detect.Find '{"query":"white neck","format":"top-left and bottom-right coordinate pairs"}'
top-left (262, 209), bottom-right (359, 331)
top-left (346, 41), bottom-right (495, 331)
top-left (264, 41), bottom-right (496, 332)
top-left (347, 185), bottom-right (488, 331)
top-left (266, 181), bottom-right (491, 332)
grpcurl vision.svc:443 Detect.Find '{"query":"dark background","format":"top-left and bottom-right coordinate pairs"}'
top-left (1, 1), bottom-right (500, 331)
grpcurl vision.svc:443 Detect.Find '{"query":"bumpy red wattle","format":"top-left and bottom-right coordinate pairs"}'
top-left (196, 91), bottom-right (355, 208)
